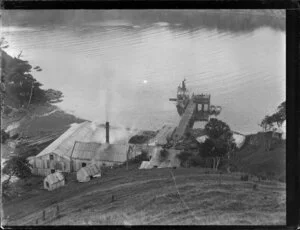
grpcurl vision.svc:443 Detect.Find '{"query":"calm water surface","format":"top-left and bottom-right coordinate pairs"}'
top-left (2, 20), bottom-right (285, 134)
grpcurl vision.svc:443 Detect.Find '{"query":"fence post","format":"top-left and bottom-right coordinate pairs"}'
top-left (36, 219), bottom-right (38, 225)
top-left (42, 210), bottom-right (45, 221)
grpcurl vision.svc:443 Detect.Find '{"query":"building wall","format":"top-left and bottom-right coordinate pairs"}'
top-left (71, 159), bottom-right (121, 172)
top-left (44, 179), bottom-right (65, 191)
top-left (32, 168), bottom-right (51, 177)
top-left (31, 153), bottom-right (71, 176)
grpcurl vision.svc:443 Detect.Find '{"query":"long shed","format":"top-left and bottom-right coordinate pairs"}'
top-left (29, 121), bottom-right (136, 176)
top-left (71, 141), bottom-right (130, 170)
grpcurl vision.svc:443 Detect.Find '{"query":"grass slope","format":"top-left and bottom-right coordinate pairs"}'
top-left (3, 167), bottom-right (286, 226)
top-left (234, 132), bottom-right (285, 182)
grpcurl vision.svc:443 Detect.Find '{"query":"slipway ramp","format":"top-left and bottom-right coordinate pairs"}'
top-left (172, 101), bottom-right (196, 142)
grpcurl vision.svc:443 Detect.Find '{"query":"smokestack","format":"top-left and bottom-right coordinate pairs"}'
top-left (106, 122), bottom-right (109, 144)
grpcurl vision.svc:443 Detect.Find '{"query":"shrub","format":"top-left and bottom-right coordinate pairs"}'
top-left (2, 156), bottom-right (32, 184)
top-left (240, 174), bottom-right (249, 181)
top-left (176, 151), bottom-right (193, 167)
top-left (253, 184), bottom-right (258, 190)
top-left (190, 155), bottom-right (205, 167)
top-left (11, 133), bottom-right (19, 140)
top-left (1, 129), bottom-right (10, 143)
top-left (160, 149), bottom-right (169, 161)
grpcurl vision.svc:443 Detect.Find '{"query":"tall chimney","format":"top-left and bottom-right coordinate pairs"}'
top-left (106, 122), bottom-right (109, 144)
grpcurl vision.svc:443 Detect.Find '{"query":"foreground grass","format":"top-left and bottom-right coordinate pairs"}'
top-left (3, 167), bottom-right (286, 225)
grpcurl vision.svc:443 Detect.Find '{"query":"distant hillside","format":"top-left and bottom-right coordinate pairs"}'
top-left (2, 10), bottom-right (285, 32)
top-left (234, 132), bottom-right (285, 182)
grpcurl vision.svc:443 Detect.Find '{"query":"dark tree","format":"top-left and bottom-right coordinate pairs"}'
top-left (1, 129), bottom-right (10, 143)
top-left (177, 151), bottom-right (193, 167)
top-left (2, 156), bottom-right (32, 184)
top-left (1, 46), bottom-right (64, 120)
top-left (260, 101), bottom-right (286, 131)
top-left (204, 118), bottom-right (231, 139)
top-left (202, 118), bottom-right (235, 170)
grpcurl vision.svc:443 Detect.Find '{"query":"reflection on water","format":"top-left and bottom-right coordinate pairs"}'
top-left (2, 14), bottom-right (285, 134)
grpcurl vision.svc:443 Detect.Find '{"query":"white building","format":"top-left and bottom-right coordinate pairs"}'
top-left (44, 171), bottom-right (65, 191)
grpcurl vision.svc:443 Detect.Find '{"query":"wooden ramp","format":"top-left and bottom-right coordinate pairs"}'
top-left (172, 101), bottom-right (196, 141)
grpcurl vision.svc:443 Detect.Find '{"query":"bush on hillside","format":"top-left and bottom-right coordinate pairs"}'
top-left (240, 174), bottom-right (249, 181)
top-left (177, 151), bottom-right (193, 167)
top-left (1, 47), bottom-right (63, 108)
top-left (190, 155), bottom-right (205, 167)
top-left (201, 118), bottom-right (236, 170)
top-left (260, 101), bottom-right (285, 131)
top-left (1, 129), bottom-right (10, 143)
top-left (204, 118), bottom-right (231, 139)
top-left (2, 156), bottom-right (32, 185)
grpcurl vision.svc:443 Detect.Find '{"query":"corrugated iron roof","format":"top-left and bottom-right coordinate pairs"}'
top-left (72, 142), bottom-right (101, 160)
top-left (36, 121), bottom-right (91, 160)
top-left (72, 141), bottom-right (129, 163)
top-left (36, 121), bottom-right (137, 160)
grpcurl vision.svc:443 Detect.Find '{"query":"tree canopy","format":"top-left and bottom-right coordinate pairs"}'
top-left (260, 101), bottom-right (286, 131)
top-left (204, 118), bottom-right (231, 139)
top-left (1, 44), bottom-right (64, 117)
top-left (2, 156), bottom-right (32, 184)
top-left (202, 118), bottom-right (235, 170)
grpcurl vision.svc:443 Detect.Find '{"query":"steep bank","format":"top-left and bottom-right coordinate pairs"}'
top-left (2, 104), bottom-right (86, 157)
top-left (234, 132), bottom-right (285, 182)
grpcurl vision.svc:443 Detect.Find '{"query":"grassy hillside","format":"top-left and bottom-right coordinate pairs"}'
top-left (3, 167), bottom-right (285, 225)
top-left (234, 132), bottom-right (285, 182)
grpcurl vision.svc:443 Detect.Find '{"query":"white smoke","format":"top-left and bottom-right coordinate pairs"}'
top-left (89, 121), bottom-right (138, 144)
top-left (103, 68), bottom-right (114, 123)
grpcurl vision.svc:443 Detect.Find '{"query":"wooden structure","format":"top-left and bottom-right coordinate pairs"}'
top-left (169, 80), bottom-right (222, 142)
top-left (76, 164), bottom-right (101, 182)
top-left (71, 141), bottom-right (131, 170)
top-left (29, 121), bottom-right (135, 176)
top-left (43, 171), bottom-right (65, 191)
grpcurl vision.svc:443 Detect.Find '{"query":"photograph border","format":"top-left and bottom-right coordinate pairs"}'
top-left (1, 0), bottom-right (299, 228)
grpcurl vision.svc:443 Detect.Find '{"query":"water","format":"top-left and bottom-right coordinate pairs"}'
top-left (2, 13), bottom-right (285, 134)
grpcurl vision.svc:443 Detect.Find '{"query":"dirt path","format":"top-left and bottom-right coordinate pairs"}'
top-left (3, 168), bottom-right (286, 225)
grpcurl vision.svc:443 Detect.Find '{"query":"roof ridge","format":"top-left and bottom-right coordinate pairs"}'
top-left (36, 121), bottom-right (89, 158)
